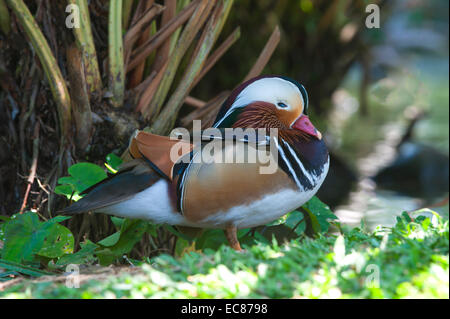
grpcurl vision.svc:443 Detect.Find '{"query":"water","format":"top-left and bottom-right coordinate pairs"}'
top-left (329, 53), bottom-right (449, 230)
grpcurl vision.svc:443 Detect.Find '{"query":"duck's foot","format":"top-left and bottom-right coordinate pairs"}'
top-left (225, 225), bottom-right (243, 252)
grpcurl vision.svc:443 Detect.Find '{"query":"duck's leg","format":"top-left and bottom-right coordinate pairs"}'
top-left (225, 225), bottom-right (242, 251)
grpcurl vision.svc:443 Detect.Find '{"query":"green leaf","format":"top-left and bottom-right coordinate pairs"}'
top-left (57, 176), bottom-right (77, 185)
top-left (96, 219), bottom-right (148, 266)
top-left (195, 229), bottom-right (227, 250)
top-left (0, 221), bottom-right (6, 241)
top-left (96, 249), bottom-right (115, 266)
top-left (146, 224), bottom-right (158, 237)
top-left (238, 228), bottom-right (258, 247)
top-left (56, 240), bottom-right (98, 266)
top-left (164, 224), bottom-right (195, 241)
top-left (302, 196), bottom-right (337, 233)
top-left (0, 271), bottom-right (19, 282)
top-left (111, 216), bottom-right (124, 229)
top-left (303, 207), bottom-right (322, 234)
top-left (55, 162), bottom-right (107, 201)
top-left (106, 153), bottom-right (123, 171)
top-left (54, 184), bottom-right (76, 199)
top-left (1, 213), bottom-right (71, 263)
top-left (37, 223), bottom-right (74, 258)
top-left (0, 259), bottom-right (54, 277)
top-left (2, 212), bottom-right (51, 263)
top-left (48, 216), bottom-right (72, 224)
top-left (266, 214), bottom-right (288, 226)
top-left (175, 237), bottom-right (191, 257)
top-left (98, 231), bottom-right (121, 247)
top-left (252, 230), bottom-right (271, 244)
top-left (0, 215), bottom-right (11, 222)
top-left (67, 162), bottom-right (107, 192)
top-left (285, 210), bottom-right (306, 236)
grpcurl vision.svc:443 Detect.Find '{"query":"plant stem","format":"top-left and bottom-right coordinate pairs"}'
top-left (150, 0), bottom-right (234, 134)
top-left (244, 25), bottom-right (280, 82)
top-left (190, 26), bottom-right (240, 89)
top-left (68, 0), bottom-right (103, 98)
top-left (0, 0), bottom-right (11, 35)
top-left (108, 0), bottom-right (125, 108)
top-left (144, 0), bottom-right (214, 124)
top-left (6, 0), bottom-right (71, 140)
top-left (19, 122), bottom-right (40, 214)
top-left (127, 0), bottom-right (199, 72)
top-left (151, 0), bottom-right (177, 73)
top-left (122, 0), bottom-right (134, 30)
top-left (66, 45), bottom-right (93, 152)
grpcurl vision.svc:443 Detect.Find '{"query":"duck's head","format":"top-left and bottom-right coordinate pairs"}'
top-left (214, 75), bottom-right (322, 140)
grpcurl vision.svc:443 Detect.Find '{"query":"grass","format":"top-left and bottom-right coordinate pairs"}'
top-left (1, 212), bottom-right (448, 299)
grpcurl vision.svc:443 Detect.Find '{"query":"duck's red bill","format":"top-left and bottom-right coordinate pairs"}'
top-left (292, 115), bottom-right (322, 139)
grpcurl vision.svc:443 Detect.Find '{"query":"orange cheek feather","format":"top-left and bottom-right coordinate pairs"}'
top-left (276, 107), bottom-right (302, 128)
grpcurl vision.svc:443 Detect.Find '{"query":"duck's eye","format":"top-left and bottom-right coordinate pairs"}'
top-left (277, 102), bottom-right (288, 108)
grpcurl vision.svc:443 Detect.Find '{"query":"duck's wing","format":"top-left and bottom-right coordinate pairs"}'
top-left (59, 159), bottom-right (160, 214)
top-left (60, 131), bottom-right (195, 215)
top-left (129, 130), bottom-right (194, 180)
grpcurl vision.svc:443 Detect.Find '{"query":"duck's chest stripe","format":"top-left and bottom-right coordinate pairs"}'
top-left (282, 140), bottom-right (315, 185)
top-left (273, 138), bottom-right (304, 190)
top-left (276, 138), bottom-right (322, 191)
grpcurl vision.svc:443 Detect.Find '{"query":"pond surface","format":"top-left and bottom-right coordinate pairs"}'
top-left (328, 53), bottom-right (449, 231)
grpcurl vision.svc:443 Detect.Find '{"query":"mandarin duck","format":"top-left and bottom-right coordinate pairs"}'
top-left (61, 75), bottom-right (330, 251)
